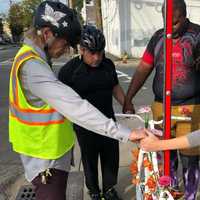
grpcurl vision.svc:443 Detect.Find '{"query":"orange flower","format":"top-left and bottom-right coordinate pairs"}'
top-left (144, 193), bottom-right (153, 200)
top-left (131, 148), bottom-right (139, 160)
top-left (132, 177), bottom-right (140, 185)
top-left (148, 163), bottom-right (153, 171)
top-left (143, 157), bottom-right (151, 168)
top-left (130, 162), bottom-right (138, 175)
top-left (146, 176), bottom-right (157, 192)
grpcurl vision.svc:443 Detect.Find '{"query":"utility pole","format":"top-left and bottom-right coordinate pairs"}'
top-left (68, 0), bottom-right (78, 54)
top-left (68, 0), bottom-right (76, 8)
top-left (95, 0), bottom-right (103, 30)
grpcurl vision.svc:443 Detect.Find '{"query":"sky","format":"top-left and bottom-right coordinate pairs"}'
top-left (0, 0), bottom-right (67, 14)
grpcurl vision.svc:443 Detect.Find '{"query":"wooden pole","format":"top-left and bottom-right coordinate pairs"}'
top-left (95, 0), bottom-right (103, 30)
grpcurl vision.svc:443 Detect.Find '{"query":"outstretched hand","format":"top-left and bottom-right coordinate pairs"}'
top-left (140, 129), bottom-right (160, 151)
top-left (129, 128), bottom-right (147, 142)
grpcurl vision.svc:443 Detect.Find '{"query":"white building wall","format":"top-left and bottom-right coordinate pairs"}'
top-left (101, 0), bottom-right (122, 56)
top-left (101, 0), bottom-right (200, 58)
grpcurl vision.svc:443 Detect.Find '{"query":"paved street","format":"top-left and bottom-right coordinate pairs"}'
top-left (0, 45), bottom-right (199, 200)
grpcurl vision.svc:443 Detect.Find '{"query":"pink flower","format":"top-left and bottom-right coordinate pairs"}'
top-left (137, 106), bottom-right (151, 114)
top-left (158, 176), bottom-right (171, 187)
top-left (179, 106), bottom-right (191, 116)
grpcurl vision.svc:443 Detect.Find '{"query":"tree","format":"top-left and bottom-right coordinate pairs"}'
top-left (21, 0), bottom-right (43, 28)
top-left (8, 3), bottom-right (24, 43)
top-left (7, 0), bottom-right (43, 42)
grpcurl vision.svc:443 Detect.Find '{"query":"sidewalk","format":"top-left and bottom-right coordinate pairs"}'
top-left (115, 58), bottom-right (140, 68)
top-left (106, 52), bottom-right (140, 68)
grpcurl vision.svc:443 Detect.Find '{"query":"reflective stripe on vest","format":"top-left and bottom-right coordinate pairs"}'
top-left (11, 51), bottom-right (36, 105)
top-left (10, 102), bottom-right (64, 125)
top-left (10, 50), bottom-right (65, 125)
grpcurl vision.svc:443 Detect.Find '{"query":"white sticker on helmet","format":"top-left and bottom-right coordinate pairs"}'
top-left (62, 21), bottom-right (68, 28)
top-left (42, 3), bottom-right (66, 28)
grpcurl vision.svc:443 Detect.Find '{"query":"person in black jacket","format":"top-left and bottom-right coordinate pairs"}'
top-left (59, 25), bottom-right (125, 200)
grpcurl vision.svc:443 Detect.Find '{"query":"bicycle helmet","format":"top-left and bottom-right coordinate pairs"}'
top-left (80, 25), bottom-right (105, 52)
top-left (34, 1), bottom-right (81, 47)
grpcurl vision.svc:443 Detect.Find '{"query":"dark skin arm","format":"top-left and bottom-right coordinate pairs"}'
top-left (113, 84), bottom-right (125, 106)
top-left (123, 60), bottom-right (153, 114)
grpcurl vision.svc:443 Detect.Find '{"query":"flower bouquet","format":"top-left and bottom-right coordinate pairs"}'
top-left (130, 106), bottom-right (184, 200)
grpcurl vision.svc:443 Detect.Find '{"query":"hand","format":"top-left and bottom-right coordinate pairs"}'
top-left (140, 129), bottom-right (160, 151)
top-left (123, 100), bottom-right (135, 114)
top-left (129, 128), bottom-right (147, 142)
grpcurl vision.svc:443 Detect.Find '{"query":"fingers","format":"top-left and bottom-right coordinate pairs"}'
top-left (144, 128), bottom-right (153, 136)
top-left (144, 128), bottom-right (163, 137)
top-left (129, 128), bottom-right (147, 142)
top-left (122, 101), bottom-right (135, 114)
top-left (139, 131), bottom-right (161, 151)
top-left (125, 110), bottom-right (134, 114)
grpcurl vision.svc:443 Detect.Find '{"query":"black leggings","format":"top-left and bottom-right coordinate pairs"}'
top-left (76, 129), bottom-right (119, 194)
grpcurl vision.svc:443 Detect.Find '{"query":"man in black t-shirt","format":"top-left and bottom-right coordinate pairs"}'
top-left (59, 26), bottom-right (124, 200)
top-left (123, 0), bottom-right (200, 199)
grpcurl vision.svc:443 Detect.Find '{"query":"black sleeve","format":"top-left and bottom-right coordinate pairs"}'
top-left (193, 32), bottom-right (200, 59)
top-left (58, 59), bottom-right (76, 86)
top-left (112, 63), bottom-right (119, 86)
top-left (146, 29), bottom-right (163, 56)
top-left (105, 58), bottom-right (119, 86)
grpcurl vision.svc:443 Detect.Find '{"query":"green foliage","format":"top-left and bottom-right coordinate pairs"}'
top-left (21, 0), bottom-right (43, 28)
top-left (7, 0), bottom-right (84, 40)
top-left (7, 0), bottom-right (42, 41)
top-left (73, 0), bottom-right (84, 25)
top-left (8, 3), bottom-right (24, 40)
top-left (74, 0), bottom-right (83, 12)
top-left (8, 0), bottom-right (42, 29)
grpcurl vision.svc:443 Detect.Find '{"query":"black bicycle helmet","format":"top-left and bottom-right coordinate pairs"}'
top-left (34, 1), bottom-right (81, 47)
top-left (80, 25), bottom-right (105, 52)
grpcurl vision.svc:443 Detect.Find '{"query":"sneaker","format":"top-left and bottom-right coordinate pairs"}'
top-left (103, 188), bottom-right (122, 200)
top-left (89, 193), bottom-right (102, 200)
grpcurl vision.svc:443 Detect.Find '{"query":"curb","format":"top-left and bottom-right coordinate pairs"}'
top-left (0, 47), bottom-right (6, 50)
top-left (115, 59), bottom-right (140, 68)
top-left (0, 164), bottom-right (24, 200)
top-left (0, 45), bottom-right (18, 51)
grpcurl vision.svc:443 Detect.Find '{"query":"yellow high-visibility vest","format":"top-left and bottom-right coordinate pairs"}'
top-left (9, 44), bottom-right (75, 159)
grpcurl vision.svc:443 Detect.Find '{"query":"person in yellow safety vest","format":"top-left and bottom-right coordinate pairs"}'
top-left (9, 1), bottom-right (146, 200)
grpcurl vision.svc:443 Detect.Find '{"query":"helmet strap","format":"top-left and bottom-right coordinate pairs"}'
top-left (44, 44), bottom-right (52, 68)
top-left (43, 36), bottom-right (56, 68)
